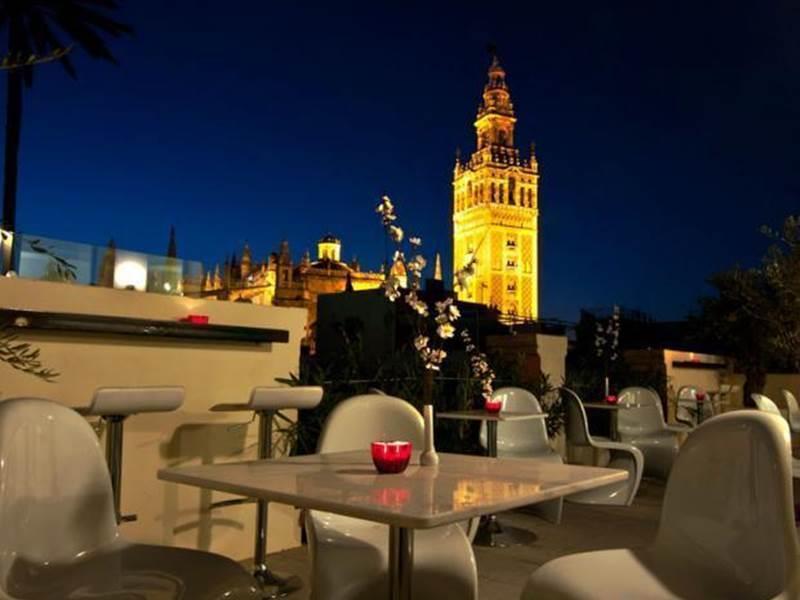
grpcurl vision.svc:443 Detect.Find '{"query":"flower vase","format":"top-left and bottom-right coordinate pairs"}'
top-left (420, 404), bottom-right (439, 467)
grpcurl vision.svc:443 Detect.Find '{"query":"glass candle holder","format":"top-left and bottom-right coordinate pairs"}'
top-left (695, 391), bottom-right (706, 402)
top-left (484, 399), bottom-right (502, 413)
top-left (371, 441), bottom-right (412, 474)
top-left (605, 394), bottom-right (618, 405)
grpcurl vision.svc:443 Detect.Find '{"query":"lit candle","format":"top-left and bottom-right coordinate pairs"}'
top-left (371, 441), bottom-right (412, 474)
top-left (484, 398), bottom-right (502, 413)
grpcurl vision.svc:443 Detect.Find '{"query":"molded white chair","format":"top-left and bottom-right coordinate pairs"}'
top-left (304, 393), bottom-right (478, 600)
top-left (75, 386), bottom-right (184, 523)
top-left (674, 385), bottom-right (713, 427)
top-left (616, 387), bottom-right (685, 480)
top-left (752, 393), bottom-right (782, 416)
top-left (780, 389), bottom-right (800, 434)
top-left (562, 388), bottom-right (643, 506)
top-left (521, 410), bottom-right (800, 600)
top-left (479, 387), bottom-right (564, 523)
top-left (0, 397), bottom-right (260, 600)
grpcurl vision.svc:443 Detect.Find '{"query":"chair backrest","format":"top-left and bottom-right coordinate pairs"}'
top-left (655, 411), bottom-right (800, 598)
top-left (781, 389), bottom-right (800, 427)
top-left (752, 393), bottom-right (781, 415)
top-left (676, 385), bottom-right (699, 401)
top-left (0, 398), bottom-right (118, 588)
top-left (561, 388), bottom-right (593, 448)
top-left (617, 387), bottom-right (667, 436)
top-left (479, 387), bottom-right (550, 456)
top-left (317, 393), bottom-right (424, 453)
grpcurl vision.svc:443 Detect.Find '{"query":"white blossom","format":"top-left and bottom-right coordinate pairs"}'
top-left (437, 323), bottom-right (455, 339)
top-left (409, 236), bottom-right (422, 247)
top-left (414, 335), bottom-right (429, 351)
top-left (389, 225), bottom-right (404, 243)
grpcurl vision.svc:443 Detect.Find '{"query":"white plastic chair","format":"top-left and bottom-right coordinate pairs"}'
top-left (616, 387), bottom-right (686, 480)
top-left (562, 388), bottom-right (643, 506)
top-left (479, 387), bottom-right (564, 523)
top-left (752, 393), bottom-right (782, 416)
top-left (304, 393), bottom-right (478, 600)
top-left (0, 397), bottom-right (260, 600)
top-left (674, 385), bottom-right (713, 428)
top-left (780, 389), bottom-right (800, 434)
top-left (522, 410), bottom-right (800, 600)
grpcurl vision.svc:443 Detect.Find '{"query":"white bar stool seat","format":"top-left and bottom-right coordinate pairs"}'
top-left (75, 386), bottom-right (184, 523)
top-left (210, 386), bottom-right (323, 599)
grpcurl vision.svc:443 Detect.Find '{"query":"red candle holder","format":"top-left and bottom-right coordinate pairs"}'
top-left (605, 394), bottom-right (618, 405)
top-left (484, 399), bottom-right (502, 413)
top-left (370, 441), bottom-right (412, 474)
top-left (181, 314), bottom-right (209, 325)
top-left (695, 391), bottom-right (706, 402)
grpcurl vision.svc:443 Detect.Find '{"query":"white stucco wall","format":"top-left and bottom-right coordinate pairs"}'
top-left (0, 277), bottom-right (307, 560)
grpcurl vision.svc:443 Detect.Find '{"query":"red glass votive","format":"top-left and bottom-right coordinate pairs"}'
top-left (695, 391), bottom-right (706, 402)
top-left (182, 314), bottom-right (209, 325)
top-left (484, 399), bottom-right (502, 413)
top-left (605, 394), bottom-right (618, 405)
top-left (371, 441), bottom-right (412, 474)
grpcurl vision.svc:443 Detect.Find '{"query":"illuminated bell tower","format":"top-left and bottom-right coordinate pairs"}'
top-left (453, 55), bottom-right (539, 320)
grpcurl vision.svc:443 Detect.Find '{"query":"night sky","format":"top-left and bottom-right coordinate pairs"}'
top-left (6, 1), bottom-right (799, 321)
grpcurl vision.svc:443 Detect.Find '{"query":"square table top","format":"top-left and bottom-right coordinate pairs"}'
top-left (581, 402), bottom-right (626, 411)
top-left (436, 409), bottom-right (548, 422)
top-left (158, 451), bottom-right (627, 530)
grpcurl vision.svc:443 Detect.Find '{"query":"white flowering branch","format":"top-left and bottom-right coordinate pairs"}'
top-left (376, 195), bottom-right (465, 371)
top-left (460, 329), bottom-right (496, 401)
top-left (594, 305), bottom-right (621, 362)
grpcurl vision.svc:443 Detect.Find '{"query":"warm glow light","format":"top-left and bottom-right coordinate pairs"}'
top-left (113, 251), bottom-right (148, 291)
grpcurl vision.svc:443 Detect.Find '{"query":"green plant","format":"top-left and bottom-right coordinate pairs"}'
top-left (0, 326), bottom-right (58, 381)
top-left (0, 1), bottom-right (132, 231)
top-left (693, 215), bottom-right (800, 398)
top-left (27, 238), bottom-right (78, 282)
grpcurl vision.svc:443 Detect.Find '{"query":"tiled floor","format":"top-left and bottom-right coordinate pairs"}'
top-left (257, 479), bottom-right (664, 599)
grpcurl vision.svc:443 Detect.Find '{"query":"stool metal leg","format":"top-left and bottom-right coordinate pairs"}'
top-left (103, 415), bottom-right (137, 525)
top-left (253, 410), bottom-right (302, 598)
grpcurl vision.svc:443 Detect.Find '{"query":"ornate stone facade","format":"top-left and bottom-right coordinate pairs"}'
top-left (203, 235), bottom-right (384, 347)
top-left (453, 56), bottom-right (539, 320)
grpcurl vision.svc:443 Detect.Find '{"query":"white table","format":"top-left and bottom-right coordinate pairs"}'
top-left (159, 451), bottom-right (626, 600)
top-left (436, 409), bottom-right (549, 546)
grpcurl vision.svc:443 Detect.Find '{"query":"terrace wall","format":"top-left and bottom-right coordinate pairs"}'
top-left (0, 277), bottom-right (306, 560)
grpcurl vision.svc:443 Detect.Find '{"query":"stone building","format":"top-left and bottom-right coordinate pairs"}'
top-left (203, 234), bottom-right (384, 348)
top-left (453, 55), bottom-right (540, 320)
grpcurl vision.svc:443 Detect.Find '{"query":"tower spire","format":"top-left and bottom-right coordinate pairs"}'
top-left (434, 252), bottom-right (443, 281)
top-left (167, 226), bottom-right (177, 258)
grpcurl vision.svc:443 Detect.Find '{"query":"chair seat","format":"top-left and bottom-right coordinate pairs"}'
top-left (308, 512), bottom-right (477, 600)
top-left (248, 386), bottom-right (323, 411)
top-left (522, 547), bottom-right (747, 600)
top-left (5, 541), bottom-right (260, 600)
top-left (76, 387), bottom-right (184, 417)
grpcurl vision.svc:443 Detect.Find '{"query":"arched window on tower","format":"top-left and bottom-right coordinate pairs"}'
top-left (509, 177), bottom-right (516, 205)
top-left (499, 183), bottom-right (505, 204)
top-left (490, 182), bottom-right (496, 203)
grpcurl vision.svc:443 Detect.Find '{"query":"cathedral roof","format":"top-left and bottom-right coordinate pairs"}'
top-left (319, 233), bottom-right (341, 244)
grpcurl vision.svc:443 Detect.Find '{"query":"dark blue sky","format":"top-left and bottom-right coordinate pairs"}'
top-left (6, 1), bottom-right (799, 321)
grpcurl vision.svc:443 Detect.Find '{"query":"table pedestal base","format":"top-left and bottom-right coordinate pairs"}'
top-left (473, 514), bottom-right (538, 547)
top-left (254, 565), bottom-right (302, 599)
top-left (388, 526), bottom-right (414, 600)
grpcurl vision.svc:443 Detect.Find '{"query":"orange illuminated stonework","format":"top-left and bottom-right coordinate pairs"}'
top-left (453, 56), bottom-right (539, 320)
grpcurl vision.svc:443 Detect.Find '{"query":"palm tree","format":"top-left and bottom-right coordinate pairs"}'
top-left (0, 1), bottom-right (131, 233)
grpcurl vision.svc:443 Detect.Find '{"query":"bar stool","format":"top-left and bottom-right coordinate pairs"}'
top-left (210, 386), bottom-right (323, 599)
top-left (75, 386), bottom-right (184, 523)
